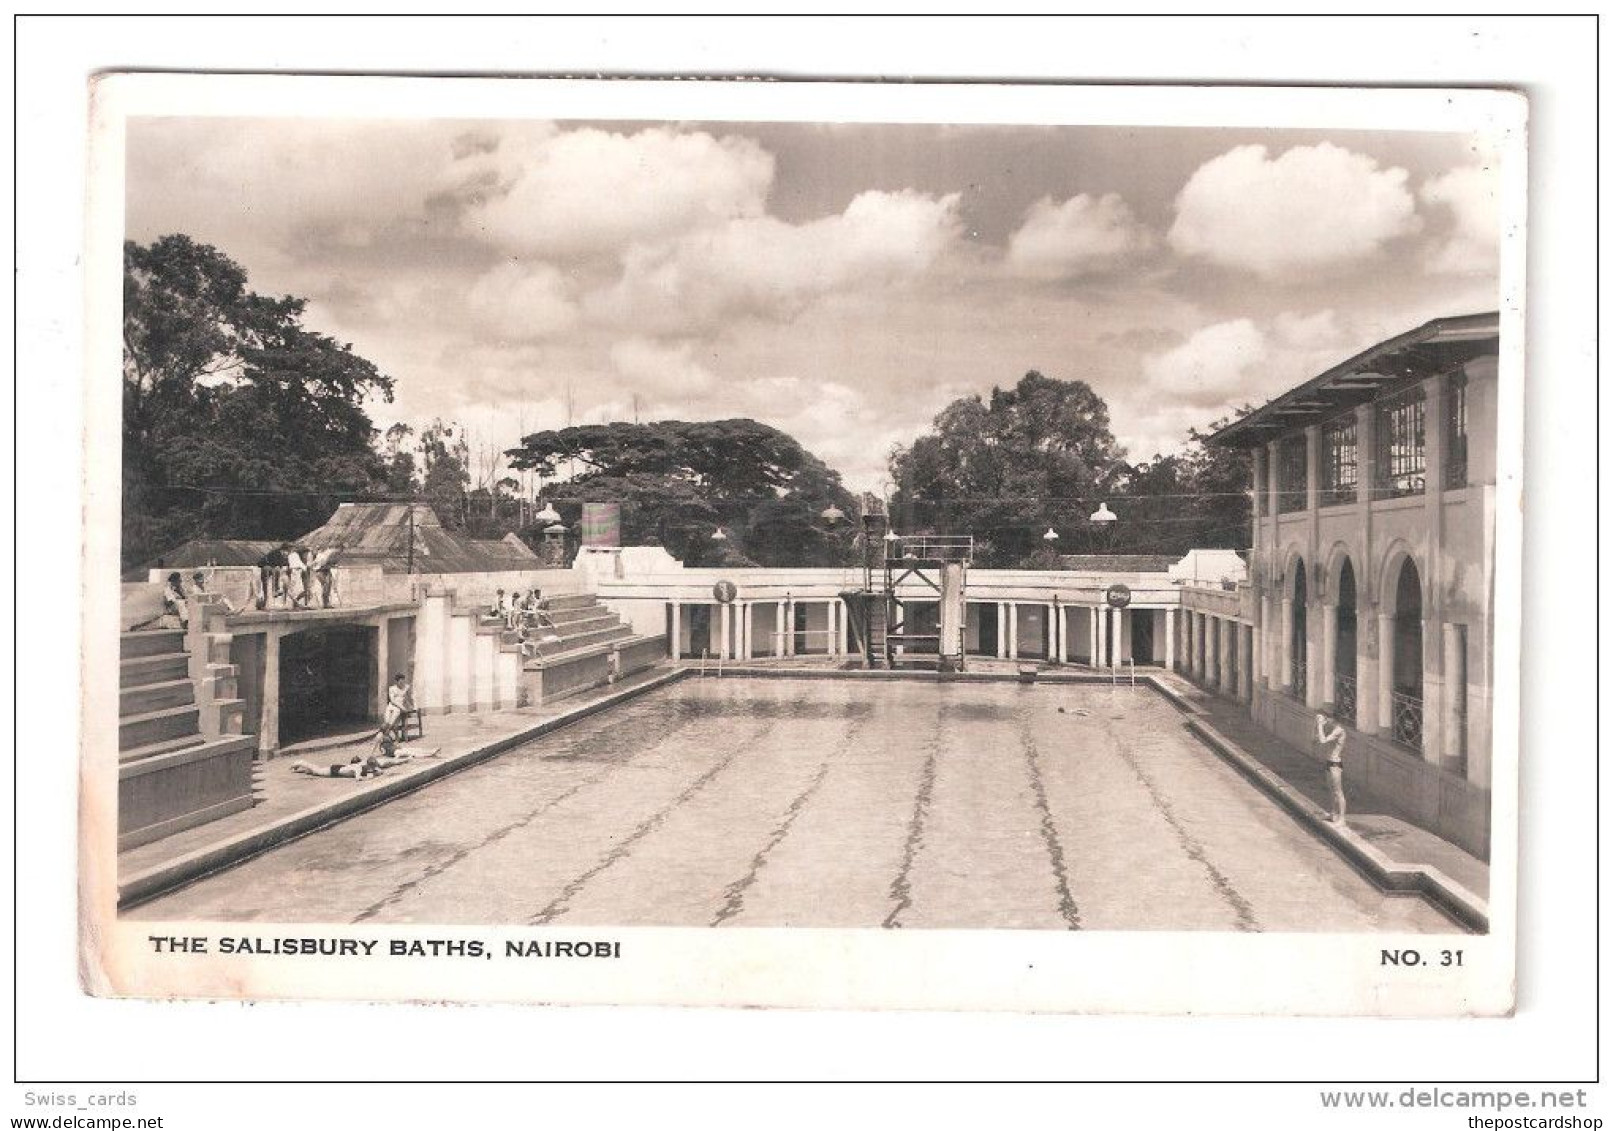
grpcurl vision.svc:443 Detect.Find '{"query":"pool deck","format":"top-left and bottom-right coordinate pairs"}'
top-left (116, 660), bottom-right (1489, 929)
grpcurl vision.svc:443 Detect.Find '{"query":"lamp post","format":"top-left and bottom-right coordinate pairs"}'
top-left (1089, 502), bottom-right (1118, 553)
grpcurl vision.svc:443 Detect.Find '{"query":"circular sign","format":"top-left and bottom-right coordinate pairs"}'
top-left (712, 580), bottom-right (738, 605)
top-left (1105, 583), bottom-right (1132, 608)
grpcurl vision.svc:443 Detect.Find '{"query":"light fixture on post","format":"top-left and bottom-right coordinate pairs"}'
top-left (533, 502), bottom-right (562, 526)
top-left (820, 504), bottom-right (846, 525)
top-left (1089, 502), bottom-right (1117, 525)
top-left (1042, 527), bottom-right (1060, 542)
top-left (711, 526), bottom-right (728, 542)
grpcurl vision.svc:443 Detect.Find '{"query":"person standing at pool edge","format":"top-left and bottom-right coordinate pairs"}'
top-left (1315, 712), bottom-right (1347, 824)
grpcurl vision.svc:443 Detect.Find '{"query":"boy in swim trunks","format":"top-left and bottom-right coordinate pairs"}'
top-left (1315, 712), bottom-right (1348, 824)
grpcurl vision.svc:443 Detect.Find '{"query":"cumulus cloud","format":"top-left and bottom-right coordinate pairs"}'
top-left (1272, 308), bottom-right (1349, 350)
top-left (1140, 319), bottom-right (1270, 409)
top-left (1169, 143), bottom-right (1421, 276)
top-left (1006, 193), bottom-right (1153, 279)
top-left (587, 189), bottom-right (963, 332)
top-left (464, 261), bottom-right (580, 341)
top-left (1420, 165), bottom-right (1499, 274)
top-left (440, 125), bottom-right (775, 259)
top-left (609, 338), bottom-right (718, 399)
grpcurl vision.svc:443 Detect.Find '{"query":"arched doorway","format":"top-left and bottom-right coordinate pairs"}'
top-left (1335, 559), bottom-right (1358, 722)
top-left (1290, 561), bottom-right (1308, 700)
top-left (1391, 557), bottom-right (1424, 749)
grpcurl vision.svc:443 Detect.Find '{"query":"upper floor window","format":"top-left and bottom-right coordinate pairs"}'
top-left (1375, 390), bottom-right (1426, 499)
top-left (1276, 435), bottom-right (1308, 513)
top-left (1444, 373), bottom-right (1469, 489)
top-left (1321, 416), bottom-right (1358, 507)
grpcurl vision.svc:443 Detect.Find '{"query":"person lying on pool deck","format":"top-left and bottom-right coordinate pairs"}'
top-left (291, 757), bottom-right (384, 780)
top-left (290, 748), bottom-right (438, 781)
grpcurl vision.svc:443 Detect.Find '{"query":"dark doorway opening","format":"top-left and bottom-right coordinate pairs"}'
top-left (1131, 610), bottom-right (1156, 664)
top-left (279, 626), bottom-right (374, 744)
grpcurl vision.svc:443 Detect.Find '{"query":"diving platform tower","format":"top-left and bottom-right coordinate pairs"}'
top-left (863, 528), bottom-right (973, 672)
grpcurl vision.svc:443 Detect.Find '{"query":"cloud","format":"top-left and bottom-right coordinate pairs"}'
top-left (440, 125), bottom-right (775, 259)
top-left (1168, 143), bottom-right (1421, 276)
top-left (587, 189), bottom-right (963, 332)
top-left (609, 338), bottom-right (718, 398)
top-left (1272, 308), bottom-right (1349, 350)
top-left (1140, 319), bottom-right (1270, 409)
top-left (1419, 165), bottom-right (1499, 274)
top-left (1006, 193), bottom-right (1153, 279)
top-left (464, 261), bottom-right (580, 342)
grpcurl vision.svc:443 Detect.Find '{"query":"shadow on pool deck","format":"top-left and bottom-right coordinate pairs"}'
top-left (1159, 674), bottom-right (1490, 905)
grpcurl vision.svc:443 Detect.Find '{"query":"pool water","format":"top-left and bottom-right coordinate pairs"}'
top-left (130, 677), bottom-right (1459, 932)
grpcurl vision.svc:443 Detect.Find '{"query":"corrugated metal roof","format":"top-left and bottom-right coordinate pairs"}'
top-left (134, 538), bottom-right (279, 574)
top-left (297, 503), bottom-right (522, 573)
top-left (1058, 554), bottom-right (1178, 573)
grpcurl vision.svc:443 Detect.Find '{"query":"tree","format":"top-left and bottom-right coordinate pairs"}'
top-left (121, 235), bottom-right (395, 567)
top-left (888, 371), bottom-right (1127, 566)
top-left (1110, 407), bottom-right (1255, 556)
top-left (507, 419), bottom-right (859, 567)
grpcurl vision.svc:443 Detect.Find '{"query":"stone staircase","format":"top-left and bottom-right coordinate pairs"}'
top-left (118, 626), bottom-right (256, 851)
top-left (495, 593), bottom-right (664, 706)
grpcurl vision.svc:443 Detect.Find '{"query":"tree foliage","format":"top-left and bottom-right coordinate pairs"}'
top-left (507, 419), bottom-right (859, 567)
top-left (888, 371), bottom-right (1127, 566)
top-left (1109, 408), bottom-right (1254, 556)
top-left (122, 235), bottom-right (394, 567)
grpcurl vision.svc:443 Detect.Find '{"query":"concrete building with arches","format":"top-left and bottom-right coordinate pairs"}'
top-left (1206, 312), bottom-right (1500, 859)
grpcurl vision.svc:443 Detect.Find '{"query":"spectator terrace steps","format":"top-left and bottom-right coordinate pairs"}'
top-left (117, 626), bottom-right (256, 850)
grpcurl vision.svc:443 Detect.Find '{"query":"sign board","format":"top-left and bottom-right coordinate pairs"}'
top-left (1105, 583), bottom-right (1132, 608)
top-left (712, 579), bottom-right (738, 605)
top-left (580, 502), bottom-right (621, 548)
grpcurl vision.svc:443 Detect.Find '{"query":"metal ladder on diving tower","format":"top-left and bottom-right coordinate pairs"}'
top-left (881, 534), bottom-right (973, 672)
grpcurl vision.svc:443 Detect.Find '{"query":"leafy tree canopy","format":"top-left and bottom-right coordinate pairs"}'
top-left (889, 371), bottom-right (1128, 566)
top-left (122, 234), bottom-right (394, 567)
top-left (508, 419), bottom-right (858, 567)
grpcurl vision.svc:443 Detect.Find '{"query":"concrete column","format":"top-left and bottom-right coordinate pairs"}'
top-left (837, 600), bottom-right (849, 655)
top-left (775, 602), bottom-right (786, 658)
top-left (1377, 613), bottom-right (1395, 734)
top-left (995, 603), bottom-right (1006, 658)
top-left (1279, 600), bottom-right (1293, 689)
top-left (1205, 617), bottom-right (1219, 687)
top-left (1238, 625), bottom-right (1253, 702)
top-left (670, 602), bottom-right (682, 660)
top-left (1443, 622), bottom-right (1467, 767)
top-left (1056, 606), bottom-right (1068, 663)
top-left (1088, 607), bottom-right (1098, 666)
top-left (258, 629), bottom-right (280, 755)
top-left (1305, 599), bottom-right (1324, 710)
top-left (742, 601), bottom-right (753, 660)
top-left (720, 602), bottom-right (732, 661)
top-left (373, 619), bottom-right (389, 721)
top-left (1007, 602), bottom-right (1019, 660)
top-left (1320, 602), bottom-right (1338, 708)
top-left (1421, 614), bottom-right (1444, 765)
top-left (1098, 606), bottom-right (1110, 667)
top-left (1165, 606), bottom-right (1176, 670)
top-left (1220, 618), bottom-right (1235, 695)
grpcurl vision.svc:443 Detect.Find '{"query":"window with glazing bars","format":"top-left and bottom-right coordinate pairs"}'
top-left (1276, 435), bottom-right (1308, 513)
top-left (1444, 373), bottom-right (1468, 489)
top-left (1375, 392), bottom-right (1425, 498)
top-left (1322, 417), bottom-right (1358, 506)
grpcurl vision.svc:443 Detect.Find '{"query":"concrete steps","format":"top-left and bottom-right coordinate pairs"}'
top-left (119, 731), bottom-right (206, 766)
top-left (120, 703), bottom-right (202, 750)
top-left (120, 629), bottom-right (186, 659)
top-left (120, 652), bottom-right (189, 687)
top-left (120, 677), bottom-right (196, 717)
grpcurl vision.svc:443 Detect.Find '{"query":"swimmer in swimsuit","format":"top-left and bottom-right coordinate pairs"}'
top-left (292, 756), bottom-right (383, 781)
top-left (1315, 712), bottom-right (1348, 824)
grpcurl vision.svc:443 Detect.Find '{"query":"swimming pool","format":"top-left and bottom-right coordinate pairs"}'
top-left (129, 676), bottom-right (1459, 932)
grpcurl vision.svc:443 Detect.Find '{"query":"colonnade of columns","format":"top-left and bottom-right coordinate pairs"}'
top-left (668, 597), bottom-right (849, 661)
top-left (1175, 607), bottom-right (1254, 704)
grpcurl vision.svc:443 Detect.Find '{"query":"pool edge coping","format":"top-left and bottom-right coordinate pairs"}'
top-left (117, 666), bottom-right (694, 910)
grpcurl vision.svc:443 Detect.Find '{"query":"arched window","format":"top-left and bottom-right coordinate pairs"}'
top-left (1391, 558), bottom-right (1424, 749)
top-left (1290, 562), bottom-right (1307, 700)
top-left (1334, 559), bottom-right (1357, 722)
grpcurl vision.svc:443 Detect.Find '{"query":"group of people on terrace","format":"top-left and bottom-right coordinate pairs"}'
top-left (490, 588), bottom-right (563, 660)
top-left (255, 543), bottom-right (339, 611)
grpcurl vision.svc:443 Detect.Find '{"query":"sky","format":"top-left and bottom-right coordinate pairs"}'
top-left (125, 116), bottom-right (1501, 493)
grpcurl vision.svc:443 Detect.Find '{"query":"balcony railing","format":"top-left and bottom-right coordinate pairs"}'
top-left (1391, 690), bottom-right (1424, 751)
top-left (1333, 672), bottom-right (1357, 723)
